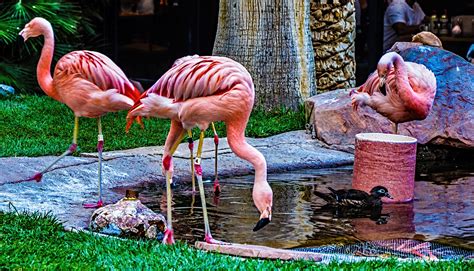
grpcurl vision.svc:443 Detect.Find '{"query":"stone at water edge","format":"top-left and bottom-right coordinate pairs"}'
top-left (0, 84), bottom-right (15, 97)
top-left (89, 190), bottom-right (166, 239)
top-left (305, 44), bottom-right (474, 150)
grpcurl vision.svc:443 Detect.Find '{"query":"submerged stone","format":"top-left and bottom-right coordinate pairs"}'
top-left (89, 190), bottom-right (166, 239)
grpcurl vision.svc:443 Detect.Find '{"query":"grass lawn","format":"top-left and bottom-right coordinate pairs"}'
top-left (0, 211), bottom-right (470, 270)
top-left (0, 95), bottom-right (305, 157)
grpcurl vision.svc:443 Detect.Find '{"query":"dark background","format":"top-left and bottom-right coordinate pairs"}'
top-left (97, 0), bottom-right (474, 89)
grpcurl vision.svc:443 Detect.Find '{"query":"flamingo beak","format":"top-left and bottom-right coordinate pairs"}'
top-left (253, 218), bottom-right (270, 232)
top-left (253, 206), bottom-right (271, 232)
top-left (378, 76), bottom-right (386, 89)
top-left (19, 28), bottom-right (28, 41)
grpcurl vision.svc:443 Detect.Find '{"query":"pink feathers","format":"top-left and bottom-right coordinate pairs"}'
top-left (351, 52), bottom-right (436, 125)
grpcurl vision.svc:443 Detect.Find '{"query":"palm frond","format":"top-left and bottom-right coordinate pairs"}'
top-left (0, 61), bottom-right (35, 92)
top-left (0, 0), bottom-right (101, 94)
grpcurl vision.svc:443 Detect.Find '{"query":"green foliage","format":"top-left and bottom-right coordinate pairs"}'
top-left (0, 0), bottom-right (97, 93)
top-left (0, 95), bottom-right (306, 157)
top-left (0, 210), bottom-right (471, 270)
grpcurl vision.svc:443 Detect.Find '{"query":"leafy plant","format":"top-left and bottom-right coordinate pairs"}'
top-left (0, 0), bottom-right (98, 94)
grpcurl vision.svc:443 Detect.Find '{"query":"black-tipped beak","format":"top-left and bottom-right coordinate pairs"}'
top-left (378, 76), bottom-right (386, 89)
top-left (385, 193), bottom-right (393, 199)
top-left (253, 217), bottom-right (270, 232)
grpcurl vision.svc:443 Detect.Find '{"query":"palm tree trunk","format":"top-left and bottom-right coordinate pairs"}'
top-left (213, 0), bottom-right (316, 110)
top-left (310, 0), bottom-right (356, 92)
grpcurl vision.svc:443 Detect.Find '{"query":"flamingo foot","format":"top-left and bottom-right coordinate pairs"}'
top-left (20, 172), bottom-right (43, 183)
top-left (83, 200), bottom-right (104, 209)
top-left (162, 228), bottom-right (175, 245)
top-left (204, 233), bottom-right (230, 245)
top-left (213, 179), bottom-right (221, 195)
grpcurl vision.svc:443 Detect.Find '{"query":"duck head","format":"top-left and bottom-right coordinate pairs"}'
top-left (370, 186), bottom-right (393, 199)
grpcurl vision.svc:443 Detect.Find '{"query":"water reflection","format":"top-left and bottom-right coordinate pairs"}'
top-left (119, 164), bottom-right (474, 250)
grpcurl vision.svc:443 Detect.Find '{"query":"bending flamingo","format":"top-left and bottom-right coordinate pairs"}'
top-left (168, 55), bottom-right (222, 195)
top-left (18, 17), bottom-right (141, 208)
top-left (351, 52), bottom-right (436, 133)
top-left (127, 55), bottom-right (273, 244)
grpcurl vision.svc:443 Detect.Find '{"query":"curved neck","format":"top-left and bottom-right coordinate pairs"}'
top-left (37, 25), bottom-right (59, 101)
top-left (226, 121), bottom-right (267, 183)
top-left (381, 52), bottom-right (412, 93)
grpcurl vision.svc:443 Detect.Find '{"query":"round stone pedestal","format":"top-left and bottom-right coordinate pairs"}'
top-left (352, 133), bottom-right (417, 203)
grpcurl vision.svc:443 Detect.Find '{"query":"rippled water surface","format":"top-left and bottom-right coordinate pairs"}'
top-left (120, 163), bottom-right (474, 250)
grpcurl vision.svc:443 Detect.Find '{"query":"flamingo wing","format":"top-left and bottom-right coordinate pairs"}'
top-left (54, 50), bottom-right (141, 102)
top-left (146, 56), bottom-right (248, 101)
top-left (53, 72), bottom-right (135, 118)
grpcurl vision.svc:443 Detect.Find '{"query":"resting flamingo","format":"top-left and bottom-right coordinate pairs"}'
top-left (127, 55), bottom-right (273, 244)
top-left (18, 17), bottom-right (141, 208)
top-left (350, 52), bottom-right (436, 133)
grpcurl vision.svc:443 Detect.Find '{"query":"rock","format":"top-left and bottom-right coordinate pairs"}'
top-left (195, 241), bottom-right (322, 261)
top-left (0, 84), bottom-right (15, 97)
top-left (411, 32), bottom-right (443, 48)
top-left (89, 190), bottom-right (166, 239)
top-left (306, 45), bottom-right (474, 150)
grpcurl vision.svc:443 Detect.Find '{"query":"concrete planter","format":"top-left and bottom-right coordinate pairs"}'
top-left (352, 133), bottom-right (417, 203)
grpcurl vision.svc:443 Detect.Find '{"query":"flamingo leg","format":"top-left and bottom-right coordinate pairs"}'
top-left (211, 122), bottom-right (221, 195)
top-left (18, 116), bottom-right (79, 183)
top-left (83, 117), bottom-right (104, 209)
top-left (195, 130), bottom-right (229, 245)
top-left (187, 131), bottom-right (196, 193)
top-left (162, 129), bottom-right (186, 245)
top-left (393, 122), bottom-right (399, 134)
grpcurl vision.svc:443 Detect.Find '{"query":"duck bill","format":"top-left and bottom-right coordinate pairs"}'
top-left (385, 193), bottom-right (394, 199)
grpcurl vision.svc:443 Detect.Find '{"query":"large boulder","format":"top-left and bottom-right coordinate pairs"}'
top-left (306, 45), bottom-right (474, 151)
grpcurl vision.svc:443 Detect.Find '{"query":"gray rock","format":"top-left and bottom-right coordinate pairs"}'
top-left (90, 193), bottom-right (166, 239)
top-left (0, 84), bottom-right (15, 97)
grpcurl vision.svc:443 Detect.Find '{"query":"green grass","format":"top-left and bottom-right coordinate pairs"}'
top-left (0, 211), bottom-right (470, 270)
top-left (0, 95), bottom-right (306, 157)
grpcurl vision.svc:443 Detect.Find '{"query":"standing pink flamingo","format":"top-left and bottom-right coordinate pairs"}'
top-left (18, 17), bottom-right (141, 208)
top-left (350, 52), bottom-right (436, 133)
top-left (127, 55), bottom-right (273, 244)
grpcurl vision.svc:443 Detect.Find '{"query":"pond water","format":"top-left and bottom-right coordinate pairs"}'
top-left (119, 162), bottom-right (474, 250)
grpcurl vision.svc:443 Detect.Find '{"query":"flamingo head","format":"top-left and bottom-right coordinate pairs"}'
top-left (19, 17), bottom-right (52, 41)
top-left (377, 62), bottom-right (392, 90)
top-left (252, 181), bottom-right (273, 232)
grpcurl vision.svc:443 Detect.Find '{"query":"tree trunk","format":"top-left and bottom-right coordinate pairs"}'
top-left (310, 0), bottom-right (356, 92)
top-left (213, 0), bottom-right (316, 110)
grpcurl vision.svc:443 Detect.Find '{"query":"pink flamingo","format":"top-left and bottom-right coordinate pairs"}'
top-left (18, 17), bottom-right (141, 208)
top-left (167, 55), bottom-right (222, 195)
top-left (127, 55), bottom-right (273, 244)
top-left (351, 52), bottom-right (436, 133)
